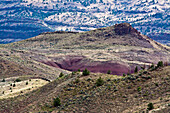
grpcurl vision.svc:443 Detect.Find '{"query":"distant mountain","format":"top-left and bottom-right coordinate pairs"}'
top-left (0, 0), bottom-right (169, 44)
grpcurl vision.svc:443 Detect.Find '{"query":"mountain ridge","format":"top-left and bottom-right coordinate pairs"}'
top-left (0, 0), bottom-right (169, 45)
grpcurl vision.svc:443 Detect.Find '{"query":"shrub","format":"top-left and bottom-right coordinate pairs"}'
top-left (123, 73), bottom-right (126, 77)
top-left (1, 78), bottom-right (5, 82)
top-left (147, 103), bottom-right (154, 110)
top-left (149, 63), bottom-right (154, 69)
top-left (77, 69), bottom-right (80, 72)
top-left (26, 82), bottom-right (28, 85)
top-left (72, 71), bottom-right (76, 75)
top-left (53, 97), bottom-right (61, 107)
top-left (96, 77), bottom-right (104, 86)
top-left (107, 70), bottom-right (111, 74)
top-left (13, 84), bottom-right (16, 87)
top-left (15, 78), bottom-right (21, 82)
top-left (134, 66), bottom-right (138, 73)
top-left (82, 68), bottom-right (90, 76)
top-left (157, 61), bottom-right (163, 68)
top-left (59, 72), bottom-right (64, 77)
top-left (75, 78), bottom-right (80, 83)
top-left (137, 87), bottom-right (141, 92)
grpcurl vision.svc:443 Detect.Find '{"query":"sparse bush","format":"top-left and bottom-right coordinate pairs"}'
top-left (137, 86), bottom-right (141, 92)
top-left (141, 64), bottom-right (145, 70)
top-left (107, 70), bottom-right (111, 74)
top-left (1, 78), bottom-right (5, 82)
top-left (13, 84), bottom-right (16, 87)
top-left (82, 68), bottom-right (90, 76)
top-left (72, 71), bottom-right (76, 75)
top-left (15, 78), bottom-right (21, 82)
top-left (75, 78), bottom-right (80, 83)
top-left (134, 66), bottom-right (138, 73)
top-left (149, 63), bottom-right (154, 69)
top-left (59, 72), bottom-right (64, 77)
top-left (155, 83), bottom-right (159, 87)
top-left (147, 103), bottom-right (154, 110)
top-left (143, 71), bottom-right (148, 74)
top-left (53, 97), bottom-right (61, 107)
top-left (157, 61), bottom-right (163, 68)
top-left (96, 77), bottom-right (104, 86)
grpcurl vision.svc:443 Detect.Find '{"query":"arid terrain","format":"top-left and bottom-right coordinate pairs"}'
top-left (0, 23), bottom-right (169, 112)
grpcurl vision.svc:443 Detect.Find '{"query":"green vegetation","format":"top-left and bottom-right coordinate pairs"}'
top-left (156, 61), bottom-right (163, 68)
top-left (72, 71), bottom-right (76, 75)
top-left (1, 78), bottom-right (5, 82)
top-left (134, 66), bottom-right (138, 73)
top-left (59, 72), bottom-right (64, 77)
top-left (13, 84), bottom-right (16, 87)
top-left (107, 70), bottom-right (111, 74)
top-left (77, 69), bottom-right (80, 72)
top-left (15, 78), bottom-right (21, 82)
top-left (82, 68), bottom-right (90, 76)
top-left (53, 97), bottom-right (61, 107)
top-left (137, 87), bottom-right (141, 92)
top-left (75, 78), bottom-right (80, 83)
top-left (26, 82), bottom-right (28, 85)
top-left (96, 77), bottom-right (104, 86)
top-left (147, 103), bottom-right (154, 110)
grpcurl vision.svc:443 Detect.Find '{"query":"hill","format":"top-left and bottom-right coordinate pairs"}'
top-left (0, 0), bottom-right (169, 45)
top-left (0, 64), bottom-right (169, 112)
top-left (0, 23), bottom-right (169, 112)
top-left (1, 23), bottom-right (169, 76)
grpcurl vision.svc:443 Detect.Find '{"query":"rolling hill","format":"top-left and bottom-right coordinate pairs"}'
top-left (0, 23), bottom-right (169, 112)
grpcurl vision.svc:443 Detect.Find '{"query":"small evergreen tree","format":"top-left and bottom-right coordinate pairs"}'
top-left (59, 72), bottom-right (64, 77)
top-left (77, 69), bottom-right (80, 72)
top-left (134, 66), bottom-right (138, 73)
top-left (123, 73), bottom-right (126, 77)
top-left (147, 103), bottom-right (154, 110)
top-left (82, 68), bottom-right (90, 76)
top-left (107, 70), bottom-right (111, 74)
top-left (96, 77), bottom-right (104, 86)
top-left (2, 78), bottom-right (5, 82)
top-left (53, 97), bottom-right (61, 107)
top-left (13, 84), bottom-right (16, 87)
top-left (157, 61), bottom-right (163, 68)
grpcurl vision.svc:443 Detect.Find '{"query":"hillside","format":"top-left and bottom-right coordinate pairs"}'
top-left (0, 23), bottom-right (169, 112)
top-left (0, 65), bottom-right (169, 112)
top-left (1, 23), bottom-right (169, 76)
top-left (0, 0), bottom-right (169, 45)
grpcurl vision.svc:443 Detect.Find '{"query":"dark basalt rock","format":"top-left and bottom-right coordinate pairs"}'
top-left (114, 23), bottom-right (139, 35)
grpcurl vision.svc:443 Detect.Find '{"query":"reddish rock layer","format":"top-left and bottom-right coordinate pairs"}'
top-left (41, 56), bottom-right (131, 75)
